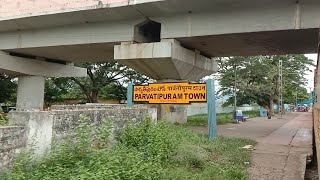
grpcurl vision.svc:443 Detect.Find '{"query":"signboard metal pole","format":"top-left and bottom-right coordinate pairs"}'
top-left (127, 82), bottom-right (134, 107)
top-left (206, 79), bottom-right (217, 139)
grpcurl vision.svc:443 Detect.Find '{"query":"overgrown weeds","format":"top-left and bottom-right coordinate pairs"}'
top-left (1, 117), bottom-right (255, 180)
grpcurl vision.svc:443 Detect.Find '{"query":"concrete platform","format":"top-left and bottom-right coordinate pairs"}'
top-left (190, 112), bottom-right (313, 180)
top-left (248, 112), bottom-right (313, 180)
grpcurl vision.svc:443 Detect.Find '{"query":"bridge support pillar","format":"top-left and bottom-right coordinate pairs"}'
top-left (159, 104), bottom-right (187, 124)
top-left (0, 52), bottom-right (88, 156)
top-left (0, 51), bottom-right (87, 110)
top-left (16, 76), bottom-right (45, 110)
top-left (115, 39), bottom-right (217, 123)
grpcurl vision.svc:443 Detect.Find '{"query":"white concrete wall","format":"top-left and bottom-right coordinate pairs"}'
top-left (26, 112), bottom-right (53, 156)
top-left (0, 126), bottom-right (26, 170)
top-left (8, 106), bottom-right (157, 156)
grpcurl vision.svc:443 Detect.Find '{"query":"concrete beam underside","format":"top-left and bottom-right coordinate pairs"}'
top-left (0, 0), bottom-right (318, 61)
top-left (0, 52), bottom-right (87, 77)
top-left (114, 41), bottom-right (217, 81)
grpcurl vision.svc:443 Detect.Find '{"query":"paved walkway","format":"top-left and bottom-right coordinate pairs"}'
top-left (190, 112), bottom-right (313, 180)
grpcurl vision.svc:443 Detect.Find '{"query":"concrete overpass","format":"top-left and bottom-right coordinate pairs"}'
top-left (0, 0), bottom-right (319, 58)
top-left (0, 0), bottom-right (319, 116)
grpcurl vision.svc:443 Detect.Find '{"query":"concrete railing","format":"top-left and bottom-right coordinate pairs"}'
top-left (0, 0), bottom-right (161, 19)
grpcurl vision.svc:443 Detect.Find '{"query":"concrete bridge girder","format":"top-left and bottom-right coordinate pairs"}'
top-left (114, 40), bottom-right (217, 81)
top-left (0, 51), bottom-right (87, 111)
top-left (0, 0), bottom-right (319, 61)
top-left (0, 51), bottom-right (87, 77)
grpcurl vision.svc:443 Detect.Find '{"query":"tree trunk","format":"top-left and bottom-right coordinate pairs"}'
top-left (266, 96), bottom-right (274, 119)
top-left (269, 96), bottom-right (274, 116)
top-left (89, 91), bottom-right (99, 103)
top-left (265, 106), bottom-right (272, 119)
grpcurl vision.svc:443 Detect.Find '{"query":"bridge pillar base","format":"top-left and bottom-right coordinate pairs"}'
top-left (156, 79), bottom-right (187, 124)
top-left (159, 104), bottom-right (187, 124)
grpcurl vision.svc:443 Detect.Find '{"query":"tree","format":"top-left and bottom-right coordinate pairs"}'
top-left (45, 62), bottom-right (149, 104)
top-left (0, 73), bottom-right (16, 104)
top-left (218, 55), bottom-right (313, 119)
top-left (99, 83), bottom-right (127, 101)
top-left (44, 77), bottom-right (79, 106)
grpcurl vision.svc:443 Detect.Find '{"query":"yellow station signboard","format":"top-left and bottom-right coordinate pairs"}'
top-left (133, 82), bottom-right (207, 104)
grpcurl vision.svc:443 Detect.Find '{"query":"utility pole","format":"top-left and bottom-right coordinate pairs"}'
top-left (278, 59), bottom-right (283, 118)
top-left (295, 87), bottom-right (298, 107)
top-left (234, 64), bottom-right (237, 120)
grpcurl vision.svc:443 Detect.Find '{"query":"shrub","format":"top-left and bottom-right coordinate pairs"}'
top-left (0, 112), bottom-right (8, 126)
top-left (120, 119), bottom-right (179, 163)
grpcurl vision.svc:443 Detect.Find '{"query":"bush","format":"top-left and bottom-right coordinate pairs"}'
top-left (0, 112), bottom-right (8, 126)
top-left (2, 117), bottom-right (255, 180)
top-left (187, 113), bottom-right (233, 126)
top-left (187, 110), bottom-right (260, 126)
top-left (243, 110), bottom-right (260, 118)
top-left (120, 120), bottom-right (179, 163)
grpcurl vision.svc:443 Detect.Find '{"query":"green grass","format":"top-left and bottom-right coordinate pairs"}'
top-left (1, 118), bottom-right (256, 180)
top-left (187, 110), bottom-right (260, 126)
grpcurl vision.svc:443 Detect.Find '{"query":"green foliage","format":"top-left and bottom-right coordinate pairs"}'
top-left (120, 120), bottom-right (179, 163)
top-left (99, 83), bottom-right (127, 101)
top-left (2, 118), bottom-right (255, 180)
top-left (70, 62), bottom-right (150, 103)
top-left (283, 85), bottom-right (309, 104)
top-left (0, 73), bottom-right (16, 104)
top-left (45, 62), bottom-right (150, 104)
top-left (218, 55), bottom-right (313, 110)
top-left (187, 110), bottom-right (260, 126)
top-left (44, 79), bottom-right (67, 106)
top-left (0, 112), bottom-right (8, 126)
top-left (187, 113), bottom-right (232, 126)
top-left (243, 110), bottom-right (260, 118)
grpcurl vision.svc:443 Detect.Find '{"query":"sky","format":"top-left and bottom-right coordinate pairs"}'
top-left (304, 54), bottom-right (317, 92)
